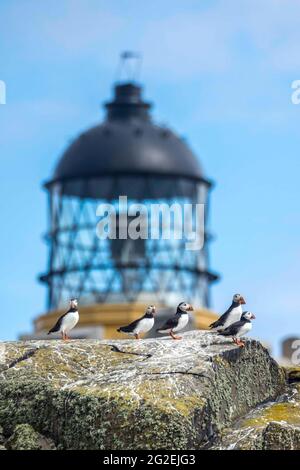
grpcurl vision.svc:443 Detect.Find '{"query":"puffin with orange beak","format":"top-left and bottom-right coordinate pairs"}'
top-left (117, 305), bottom-right (156, 339)
top-left (48, 298), bottom-right (79, 340)
top-left (218, 311), bottom-right (256, 347)
top-left (209, 293), bottom-right (246, 331)
top-left (157, 302), bottom-right (194, 340)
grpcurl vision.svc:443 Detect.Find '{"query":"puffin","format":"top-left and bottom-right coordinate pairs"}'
top-left (156, 302), bottom-right (194, 340)
top-left (209, 293), bottom-right (246, 331)
top-left (117, 305), bottom-right (156, 339)
top-left (218, 311), bottom-right (256, 347)
top-left (48, 298), bottom-right (79, 341)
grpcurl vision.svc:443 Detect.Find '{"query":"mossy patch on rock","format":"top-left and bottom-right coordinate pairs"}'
top-left (262, 421), bottom-right (300, 450)
top-left (211, 383), bottom-right (300, 450)
top-left (5, 424), bottom-right (55, 450)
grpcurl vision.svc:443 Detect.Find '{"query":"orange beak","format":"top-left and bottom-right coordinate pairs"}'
top-left (188, 304), bottom-right (194, 311)
top-left (239, 297), bottom-right (246, 305)
top-left (251, 313), bottom-right (256, 319)
top-left (152, 307), bottom-right (156, 314)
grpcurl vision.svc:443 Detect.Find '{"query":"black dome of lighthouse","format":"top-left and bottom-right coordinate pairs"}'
top-left (49, 83), bottom-right (210, 199)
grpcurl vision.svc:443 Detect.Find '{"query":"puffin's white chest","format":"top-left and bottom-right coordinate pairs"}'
top-left (61, 311), bottom-right (79, 333)
top-left (134, 317), bottom-right (154, 334)
top-left (173, 314), bottom-right (189, 332)
top-left (236, 322), bottom-right (252, 338)
top-left (223, 305), bottom-right (242, 328)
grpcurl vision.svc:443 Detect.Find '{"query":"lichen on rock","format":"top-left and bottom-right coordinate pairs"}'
top-left (211, 382), bottom-right (300, 450)
top-left (0, 331), bottom-right (286, 449)
top-left (5, 424), bottom-right (55, 450)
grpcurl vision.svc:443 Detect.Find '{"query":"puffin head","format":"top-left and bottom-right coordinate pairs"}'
top-left (177, 302), bottom-right (194, 313)
top-left (146, 305), bottom-right (156, 315)
top-left (242, 311), bottom-right (256, 321)
top-left (70, 298), bottom-right (78, 309)
top-left (233, 293), bottom-right (246, 305)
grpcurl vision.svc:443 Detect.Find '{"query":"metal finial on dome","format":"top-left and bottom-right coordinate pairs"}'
top-left (116, 51), bottom-right (143, 83)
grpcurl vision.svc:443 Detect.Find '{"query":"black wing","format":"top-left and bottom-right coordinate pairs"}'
top-left (48, 310), bottom-right (69, 334)
top-left (157, 315), bottom-right (179, 331)
top-left (218, 320), bottom-right (245, 337)
top-left (117, 316), bottom-right (143, 333)
top-left (209, 305), bottom-right (233, 329)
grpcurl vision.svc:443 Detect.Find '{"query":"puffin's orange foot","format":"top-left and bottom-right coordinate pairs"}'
top-left (170, 332), bottom-right (182, 340)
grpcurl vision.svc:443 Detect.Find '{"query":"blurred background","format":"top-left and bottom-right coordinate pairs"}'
top-left (0, 0), bottom-right (299, 358)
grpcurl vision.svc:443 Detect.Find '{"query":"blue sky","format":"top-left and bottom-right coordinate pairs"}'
top-left (0, 0), bottom-right (299, 355)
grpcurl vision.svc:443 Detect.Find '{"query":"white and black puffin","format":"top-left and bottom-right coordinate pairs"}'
top-left (48, 298), bottom-right (79, 340)
top-left (218, 311), bottom-right (256, 347)
top-left (156, 302), bottom-right (194, 340)
top-left (209, 293), bottom-right (246, 331)
top-left (117, 305), bottom-right (156, 339)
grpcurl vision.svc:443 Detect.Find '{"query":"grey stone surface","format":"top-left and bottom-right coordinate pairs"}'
top-left (0, 331), bottom-right (286, 449)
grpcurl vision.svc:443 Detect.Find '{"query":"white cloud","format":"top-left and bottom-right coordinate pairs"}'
top-left (140, 10), bottom-right (234, 77)
top-left (235, 0), bottom-right (300, 71)
top-left (0, 0), bottom-right (126, 62)
top-left (44, 0), bottom-right (125, 54)
top-left (0, 99), bottom-right (81, 143)
top-left (2, 0), bottom-right (300, 73)
top-left (138, 0), bottom-right (300, 77)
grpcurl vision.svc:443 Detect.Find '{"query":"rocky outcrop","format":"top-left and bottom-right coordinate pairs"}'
top-left (211, 375), bottom-right (300, 450)
top-left (0, 332), bottom-right (287, 449)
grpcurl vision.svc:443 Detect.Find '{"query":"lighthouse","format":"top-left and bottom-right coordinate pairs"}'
top-left (32, 56), bottom-right (219, 339)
